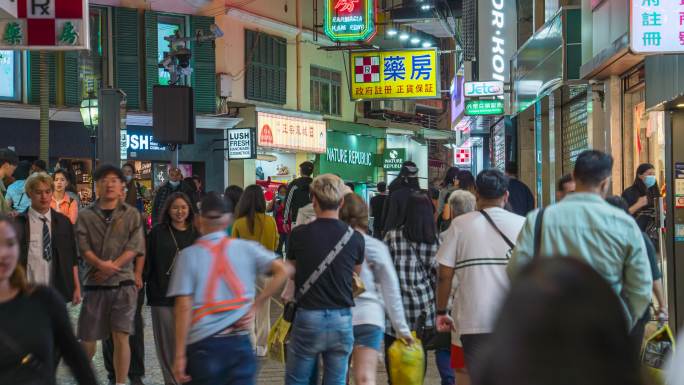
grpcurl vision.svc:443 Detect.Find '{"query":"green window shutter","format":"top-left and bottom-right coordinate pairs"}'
top-left (245, 30), bottom-right (286, 105)
top-left (28, 52), bottom-right (56, 105)
top-left (191, 15), bottom-right (216, 114)
top-left (114, 7), bottom-right (141, 109)
top-left (144, 11), bottom-right (159, 111)
top-left (64, 51), bottom-right (80, 106)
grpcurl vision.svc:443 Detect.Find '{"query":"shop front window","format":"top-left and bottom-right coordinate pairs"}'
top-left (310, 66), bottom-right (341, 116)
top-left (0, 50), bottom-right (21, 101)
top-left (158, 16), bottom-right (186, 86)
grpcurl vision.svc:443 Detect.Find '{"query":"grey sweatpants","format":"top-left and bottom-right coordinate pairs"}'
top-left (151, 306), bottom-right (178, 385)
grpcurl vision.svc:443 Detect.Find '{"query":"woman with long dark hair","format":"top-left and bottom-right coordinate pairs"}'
top-left (51, 169), bottom-right (79, 224)
top-left (145, 192), bottom-right (198, 385)
top-left (232, 184), bottom-right (278, 357)
top-left (473, 258), bottom-right (642, 385)
top-left (224, 185), bottom-right (243, 235)
top-left (384, 192), bottom-right (440, 379)
top-left (0, 215), bottom-right (97, 385)
top-left (622, 163), bottom-right (661, 246)
top-left (436, 167), bottom-right (460, 222)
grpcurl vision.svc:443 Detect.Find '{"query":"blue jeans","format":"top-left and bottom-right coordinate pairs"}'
top-left (435, 348), bottom-right (455, 385)
top-left (186, 333), bottom-right (256, 385)
top-left (286, 308), bottom-right (354, 385)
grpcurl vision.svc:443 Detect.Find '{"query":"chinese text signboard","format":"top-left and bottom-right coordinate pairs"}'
top-left (383, 148), bottom-right (406, 171)
top-left (257, 112), bottom-right (326, 154)
top-left (324, 0), bottom-right (375, 42)
top-left (350, 49), bottom-right (440, 101)
top-left (227, 128), bottom-right (257, 160)
top-left (0, 0), bottom-right (89, 50)
top-left (465, 99), bottom-right (504, 116)
top-left (631, 0), bottom-right (684, 54)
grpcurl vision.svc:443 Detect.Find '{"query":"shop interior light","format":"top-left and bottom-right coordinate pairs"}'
top-left (79, 92), bottom-right (99, 134)
top-left (677, 103), bottom-right (684, 108)
top-left (399, 32), bottom-right (409, 41)
top-left (410, 37), bottom-right (421, 44)
top-left (387, 28), bottom-right (398, 36)
top-left (422, 41), bottom-right (433, 48)
top-left (421, 4), bottom-right (432, 10)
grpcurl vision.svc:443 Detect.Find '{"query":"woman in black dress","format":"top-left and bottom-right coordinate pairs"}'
top-left (622, 163), bottom-right (660, 247)
top-left (0, 214), bottom-right (97, 385)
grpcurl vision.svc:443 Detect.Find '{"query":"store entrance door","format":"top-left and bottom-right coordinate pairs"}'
top-left (666, 110), bottom-right (684, 331)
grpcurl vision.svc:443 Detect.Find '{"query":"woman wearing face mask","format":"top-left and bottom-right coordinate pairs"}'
top-left (0, 215), bottom-right (97, 385)
top-left (51, 169), bottom-right (79, 224)
top-left (273, 184), bottom-right (288, 256)
top-left (144, 192), bottom-right (198, 385)
top-left (622, 163), bottom-right (661, 247)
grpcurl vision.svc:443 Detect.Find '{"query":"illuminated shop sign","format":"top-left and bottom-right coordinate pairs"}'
top-left (324, 0), bottom-right (376, 42)
top-left (631, 0), bottom-right (684, 54)
top-left (257, 111), bottom-right (326, 153)
top-left (464, 81), bottom-right (504, 97)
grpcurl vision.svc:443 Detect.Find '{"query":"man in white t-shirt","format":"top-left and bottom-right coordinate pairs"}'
top-left (435, 169), bottom-right (525, 370)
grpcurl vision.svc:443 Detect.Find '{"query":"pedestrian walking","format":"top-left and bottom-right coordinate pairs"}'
top-left (223, 185), bottom-right (243, 235)
top-left (31, 160), bottom-right (47, 174)
top-left (381, 161), bottom-right (421, 234)
top-left (122, 163), bottom-right (146, 213)
top-left (383, 192), bottom-right (439, 378)
top-left (233, 184), bottom-right (279, 357)
top-left (285, 174), bottom-right (365, 385)
top-left (504, 162), bottom-right (534, 216)
top-left (0, 214), bottom-right (97, 385)
top-left (5, 160), bottom-right (31, 214)
top-left (508, 150), bottom-right (652, 328)
top-left (438, 171), bottom-right (477, 232)
top-left (436, 167), bottom-right (460, 223)
top-left (622, 163), bottom-right (661, 248)
top-left (436, 169), bottom-right (525, 371)
top-left (76, 164), bottom-right (146, 385)
top-left (339, 192), bottom-right (414, 385)
top-left (51, 169), bottom-right (79, 224)
top-left (152, 167), bottom-right (195, 226)
top-left (145, 192), bottom-right (199, 385)
top-left (168, 192), bottom-right (291, 385)
top-left (0, 148), bottom-right (19, 215)
top-left (556, 174), bottom-right (575, 202)
top-left (273, 184), bottom-right (289, 255)
top-left (15, 172), bottom-right (82, 305)
top-left (369, 181), bottom-right (388, 239)
top-left (473, 258), bottom-right (642, 385)
top-left (283, 161), bottom-right (315, 230)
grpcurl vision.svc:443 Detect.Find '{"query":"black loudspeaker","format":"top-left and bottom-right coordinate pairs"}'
top-left (152, 85), bottom-right (195, 144)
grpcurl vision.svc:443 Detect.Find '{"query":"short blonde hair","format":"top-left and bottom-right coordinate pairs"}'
top-left (25, 172), bottom-right (54, 194)
top-left (448, 190), bottom-right (476, 218)
top-left (311, 174), bottom-right (346, 210)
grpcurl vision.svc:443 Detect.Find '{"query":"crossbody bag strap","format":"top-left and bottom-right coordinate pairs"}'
top-left (166, 225), bottom-right (181, 275)
top-left (479, 209), bottom-right (515, 250)
top-left (295, 226), bottom-right (354, 303)
top-left (533, 208), bottom-right (546, 259)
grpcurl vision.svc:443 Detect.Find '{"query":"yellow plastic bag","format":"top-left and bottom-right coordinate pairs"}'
top-left (642, 323), bottom-right (675, 385)
top-left (267, 315), bottom-right (292, 364)
top-left (388, 334), bottom-right (425, 385)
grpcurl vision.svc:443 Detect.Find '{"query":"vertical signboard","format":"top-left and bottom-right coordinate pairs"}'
top-left (324, 0), bottom-right (376, 42)
top-left (477, 0), bottom-right (517, 83)
top-left (631, 0), bottom-right (684, 54)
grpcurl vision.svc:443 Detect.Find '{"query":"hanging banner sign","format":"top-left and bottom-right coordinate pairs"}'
top-left (227, 128), bottom-right (257, 160)
top-left (465, 99), bottom-right (505, 116)
top-left (350, 49), bottom-right (440, 100)
top-left (383, 148), bottom-right (406, 171)
top-left (324, 0), bottom-right (376, 42)
top-left (257, 111), bottom-right (326, 154)
top-left (0, 0), bottom-right (90, 50)
top-left (464, 81), bottom-right (504, 97)
top-left (631, 0), bottom-right (684, 54)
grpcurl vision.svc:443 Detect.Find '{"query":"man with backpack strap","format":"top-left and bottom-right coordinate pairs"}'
top-left (283, 161), bottom-right (314, 231)
top-left (168, 192), bottom-right (291, 385)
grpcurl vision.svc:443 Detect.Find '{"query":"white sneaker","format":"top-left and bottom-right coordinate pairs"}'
top-left (256, 345), bottom-right (268, 357)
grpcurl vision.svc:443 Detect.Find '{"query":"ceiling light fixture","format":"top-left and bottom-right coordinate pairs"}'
top-left (422, 41), bottom-right (433, 48)
top-left (421, 4), bottom-right (432, 10)
top-left (410, 37), bottom-right (421, 44)
top-left (387, 28), bottom-right (398, 36)
top-left (399, 33), bottom-right (409, 41)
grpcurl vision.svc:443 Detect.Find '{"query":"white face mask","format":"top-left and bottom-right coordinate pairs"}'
top-left (169, 180), bottom-right (180, 188)
top-left (125, 175), bottom-right (133, 183)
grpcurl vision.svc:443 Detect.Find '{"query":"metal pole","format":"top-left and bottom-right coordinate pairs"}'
top-left (39, 51), bottom-right (49, 163)
top-left (91, 135), bottom-right (97, 198)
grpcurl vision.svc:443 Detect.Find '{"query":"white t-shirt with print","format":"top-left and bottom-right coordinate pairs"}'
top-left (436, 207), bottom-right (525, 336)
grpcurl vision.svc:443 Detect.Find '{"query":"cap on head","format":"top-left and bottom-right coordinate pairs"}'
top-left (200, 192), bottom-right (233, 218)
top-left (400, 161), bottom-right (418, 177)
top-left (94, 164), bottom-right (125, 182)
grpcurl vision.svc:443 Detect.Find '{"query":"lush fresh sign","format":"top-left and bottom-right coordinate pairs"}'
top-left (227, 128), bottom-right (257, 160)
top-left (631, 0), bottom-right (684, 54)
top-left (465, 99), bottom-right (504, 116)
top-left (464, 81), bottom-right (504, 97)
top-left (350, 49), bottom-right (440, 100)
top-left (383, 148), bottom-right (405, 171)
top-left (324, 0), bottom-right (376, 42)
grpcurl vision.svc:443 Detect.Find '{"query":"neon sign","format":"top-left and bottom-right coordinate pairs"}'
top-left (324, 0), bottom-right (375, 42)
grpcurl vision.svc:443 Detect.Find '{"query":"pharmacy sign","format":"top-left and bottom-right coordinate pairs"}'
top-left (324, 0), bottom-right (376, 42)
top-left (631, 0), bottom-right (684, 54)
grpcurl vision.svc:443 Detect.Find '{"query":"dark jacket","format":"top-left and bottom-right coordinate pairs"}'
top-left (283, 176), bottom-right (313, 228)
top-left (507, 178), bottom-right (535, 217)
top-left (151, 181), bottom-right (196, 226)
top-left (381, 177), bottom-right (420, 234)
top-left (16, 209), bottom-right (78, 302)
top-left (622, 181), bottom-right (660, 234)
top-left (369, 193), bottom-right (387, 238)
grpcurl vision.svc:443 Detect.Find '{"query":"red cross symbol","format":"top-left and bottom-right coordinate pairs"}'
top-left (455, 147), bottom-right (471, 164)
top-left (354, 56), bottom-right (380, 83)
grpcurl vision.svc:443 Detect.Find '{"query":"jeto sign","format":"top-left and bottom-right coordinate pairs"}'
top-left (464, 81), bottom-right (504, 97)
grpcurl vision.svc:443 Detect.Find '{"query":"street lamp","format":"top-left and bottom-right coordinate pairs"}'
top-left (80, 92), bottom-right (99, 197)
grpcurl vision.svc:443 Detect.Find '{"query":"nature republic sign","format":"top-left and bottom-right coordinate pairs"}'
top-left (324, 0), bottom-right (376, 42)
top-left (383, 148), bottom-right (406, 171)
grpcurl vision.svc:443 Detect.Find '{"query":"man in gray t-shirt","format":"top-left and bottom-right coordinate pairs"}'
top-left (76, 165), bottom-right (145, 385)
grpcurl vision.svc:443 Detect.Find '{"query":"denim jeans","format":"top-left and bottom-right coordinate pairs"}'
top-left (435, 348), bottom-right (455, 385)
top-left (286, 308), bottom-right (354, 385)
top-left (186, 333), bottom-right (256, 385)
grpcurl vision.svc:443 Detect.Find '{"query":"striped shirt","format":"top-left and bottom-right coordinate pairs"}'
top-left (436, 207), bottom-right (525, 335)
